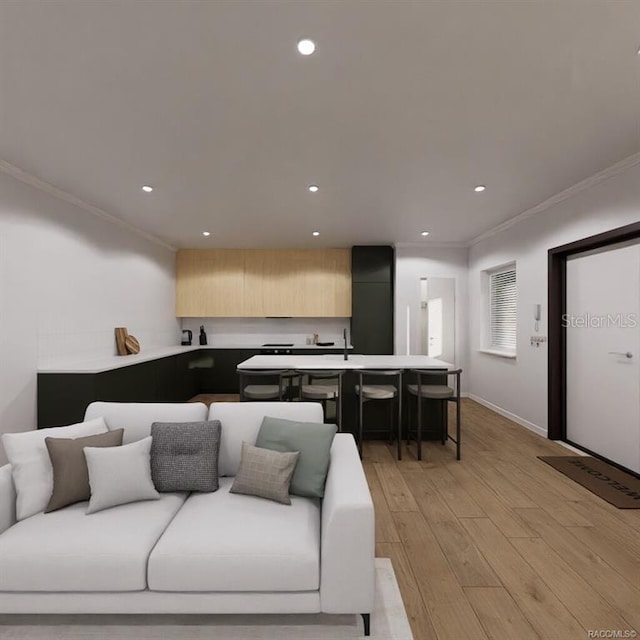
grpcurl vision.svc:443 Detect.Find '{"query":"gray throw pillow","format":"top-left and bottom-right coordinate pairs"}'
top-left (150, 420), bottom-right (221, 492)
top-left (230, 441), bottom-right (299, 505)
top-left (45, 429), bottom-right (124, 513)
top-left (255, 416), bottom-right (337, 498)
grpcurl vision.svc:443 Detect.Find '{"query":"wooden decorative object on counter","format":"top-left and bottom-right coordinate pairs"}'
top-left (125, 335), bottom-right (141, 354)
top-left (114, 327), bottom-right (129, 356)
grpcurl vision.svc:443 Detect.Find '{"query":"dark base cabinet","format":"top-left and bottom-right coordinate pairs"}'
top-left (38, 353), bottom-right (203, 429)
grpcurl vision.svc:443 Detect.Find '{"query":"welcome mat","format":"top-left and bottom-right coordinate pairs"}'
top-left (538, 456), bottom-right (640, 509)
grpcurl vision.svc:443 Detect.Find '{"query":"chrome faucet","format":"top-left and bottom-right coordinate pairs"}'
top-left (343, 328), bottom-right (349, 361)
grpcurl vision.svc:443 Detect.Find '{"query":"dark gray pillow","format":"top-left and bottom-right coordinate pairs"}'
top-left (150, 421), bottom-right (221, 492)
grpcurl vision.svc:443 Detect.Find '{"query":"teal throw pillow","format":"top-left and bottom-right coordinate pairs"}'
top-left (255, 416), bottom-right (337, 498)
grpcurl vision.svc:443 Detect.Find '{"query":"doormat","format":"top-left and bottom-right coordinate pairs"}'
top-left (538, 456), bottom-right (640, 509)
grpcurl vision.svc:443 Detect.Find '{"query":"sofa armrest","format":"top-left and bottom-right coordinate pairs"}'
top-left (320, 434), bottom-right (375, 614)
top-left (0, 465), bottom-right (16, 534)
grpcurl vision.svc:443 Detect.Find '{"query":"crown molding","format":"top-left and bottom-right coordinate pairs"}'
top-left (394, 241), bottom-right (469, 250)
top-left (469, 152), bottom-right (640, 247)
top-left (0, 159), bottom-right (176, 252)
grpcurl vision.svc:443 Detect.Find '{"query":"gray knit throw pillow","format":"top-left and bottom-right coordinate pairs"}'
top-left (150, 421), bottom-right (221, 492)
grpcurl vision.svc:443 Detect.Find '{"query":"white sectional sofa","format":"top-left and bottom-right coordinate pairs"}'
top-left (0, 401), bottom-right (375, 636)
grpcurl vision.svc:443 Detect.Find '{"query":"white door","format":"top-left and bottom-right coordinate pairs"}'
top-left (566, 241), bottom-right (640, 474)
top-left (427, 298), bottom-right (444, 358)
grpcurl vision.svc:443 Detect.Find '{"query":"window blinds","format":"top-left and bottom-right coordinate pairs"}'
top-left (490, 268), bottom-right (517, 351)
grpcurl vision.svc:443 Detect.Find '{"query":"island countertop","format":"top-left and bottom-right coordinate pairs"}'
top-left (237, 354), bottom-right (454, 370)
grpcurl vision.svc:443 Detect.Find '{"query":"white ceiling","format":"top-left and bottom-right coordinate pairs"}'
top-left (1, 1), bottom-right (639, 249)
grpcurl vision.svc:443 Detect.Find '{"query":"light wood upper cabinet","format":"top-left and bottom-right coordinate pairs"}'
top-left (176, 249), bottom-right (352, 317)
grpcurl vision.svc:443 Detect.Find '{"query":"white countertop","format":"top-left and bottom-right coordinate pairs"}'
top-left (38, 345), bottom-right (204, 374)
top-left (37, 343), bottom-right (354, 374)
top-left (197, 343), bottom-right (352, 350)
top-left (237, 354), bottom-right (454, 370)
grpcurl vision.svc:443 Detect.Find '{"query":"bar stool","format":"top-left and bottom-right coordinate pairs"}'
top-left (237, 369), bottom-right (290, 401)
top-left (296, 370), bottom-right (344, 430)
top-left (355, 369), bottom-right (403, 460)
top-left (407, 368), bottom-right (462, 460)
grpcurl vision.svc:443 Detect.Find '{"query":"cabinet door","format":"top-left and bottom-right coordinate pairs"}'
top-left (351, 282), bottom-right (393, 354)
top-left (298, 250), bottom-right (352, 317)
top-left (176, 250), bottom-right (245, 317)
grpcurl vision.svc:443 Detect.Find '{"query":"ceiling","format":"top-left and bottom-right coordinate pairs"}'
top-left (1, 1), bottom-right (639, 249)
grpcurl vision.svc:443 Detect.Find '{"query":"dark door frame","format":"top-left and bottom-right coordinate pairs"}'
top-left (548, 220), bottom-right (640, 440)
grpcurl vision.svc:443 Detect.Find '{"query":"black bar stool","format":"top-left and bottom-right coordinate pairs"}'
top-left (296, 370), bottom-right (344, 430)
top-left (355, 369), bottom-right (403, 460)
top-left (407, 368), bottom-right (462, 460)
top-left (237, 369), bottom-right (291, 401)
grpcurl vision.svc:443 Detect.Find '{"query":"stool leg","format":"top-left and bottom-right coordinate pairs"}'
top-left (442, 400), bottom-right (447, 445)
top-left (397, 378), bottom-right (402, 461)
top-left (456, 396), bottom-right (461, 460)
top-left (417, 395), bottom-right (423, 461)
top-left (358, 392), bottom-right (364, 458)
top-left (337, 376), bottom-right (342, 432)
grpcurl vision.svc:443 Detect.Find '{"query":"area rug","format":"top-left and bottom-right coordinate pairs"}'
top-left (539, 456), bottom-right (640, 508)
top-left (0, 558), bottom-right (413, 640)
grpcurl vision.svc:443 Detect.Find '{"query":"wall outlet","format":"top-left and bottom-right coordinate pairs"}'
top-left (530, 335), bottom-right (547, 347)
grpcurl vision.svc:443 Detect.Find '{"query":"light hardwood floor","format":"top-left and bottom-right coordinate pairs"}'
top-left (365, 398), bottom-right (640, 640)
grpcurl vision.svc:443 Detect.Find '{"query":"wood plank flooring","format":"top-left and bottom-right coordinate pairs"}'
top-left (364, 398), bottom-right (640, 640)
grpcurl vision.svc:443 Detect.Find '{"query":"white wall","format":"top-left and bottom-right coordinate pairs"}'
top-left (182, 317), bottom-right (350, 347)
top-left (394, 245), bottom-right (468, 388)
top-left (468, 160), bottom-right (640, 434)
top-left (0, 171), bottom-right (179, 461)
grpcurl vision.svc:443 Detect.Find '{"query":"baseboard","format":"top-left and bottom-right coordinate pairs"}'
top-left (465, 394), bottom-right (548, 439)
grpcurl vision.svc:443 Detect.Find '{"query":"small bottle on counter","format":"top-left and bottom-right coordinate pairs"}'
top-left (199, 325), bottom-right (208, 345)
top-left (313, 333), bottom-right (319, 345)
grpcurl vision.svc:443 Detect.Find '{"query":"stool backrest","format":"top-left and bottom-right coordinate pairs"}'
top-left (411, 368), bottom-right (462, 396)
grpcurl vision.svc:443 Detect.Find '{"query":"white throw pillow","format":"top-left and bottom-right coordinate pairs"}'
top-left (85, 436), bottom-right (160, 514)
top-left (2, 417), bottom-right (108, 521)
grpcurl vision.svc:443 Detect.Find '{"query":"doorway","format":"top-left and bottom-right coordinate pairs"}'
top-left (548, 221), bottom-right (640, 476)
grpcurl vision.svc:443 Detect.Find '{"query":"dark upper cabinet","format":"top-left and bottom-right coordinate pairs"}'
top-left (351, 246), bottom-right (394, 355)
top-left (351, 246), bottom-right (394, 283)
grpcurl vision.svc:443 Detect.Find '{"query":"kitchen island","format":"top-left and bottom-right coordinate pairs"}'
top-left (238, 354), bottom-right (455, 442)
top-left (237, 354), bottom-right (453, 371)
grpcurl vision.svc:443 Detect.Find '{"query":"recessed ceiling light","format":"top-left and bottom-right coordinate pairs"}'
top-left (474, 185), bottom-right (486, 192)
top-left (308, 185), bottom-right (319, 193)
top-left (312, 231), bottom-right (320, 237)
top-left (141, 185), bottom-right (153, 193)
top-left (297, 39), bottom-right (316, 55)
top-left (421, 231), bottom-right (430, 237)
top-left (202, 231), bottom-right (211, 237)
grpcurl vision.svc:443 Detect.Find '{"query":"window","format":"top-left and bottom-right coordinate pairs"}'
top-left (485, 265), bottom-right (517, 355)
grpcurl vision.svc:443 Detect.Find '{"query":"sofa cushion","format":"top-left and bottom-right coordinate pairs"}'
top-left (230, 442), bottom-right (299, 505)
top-left (45, 428), bottom-right (124, 513)
top-left (150, 420), bottom-right (221, 492)
top-left (84, 402), bottom-right (209, 444)
top-left (0, 492), bottom-right (187, 592)
top-left (148, 477), bottom-right (320, 592)
top-left (208, 402), bottom-right (324, 477)
top-left (2, 417), bottom-right (108, 521)
top-left (256, 416), bottom-right (336, 498)
top-left (85, 437), bottom-right (160, 514)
